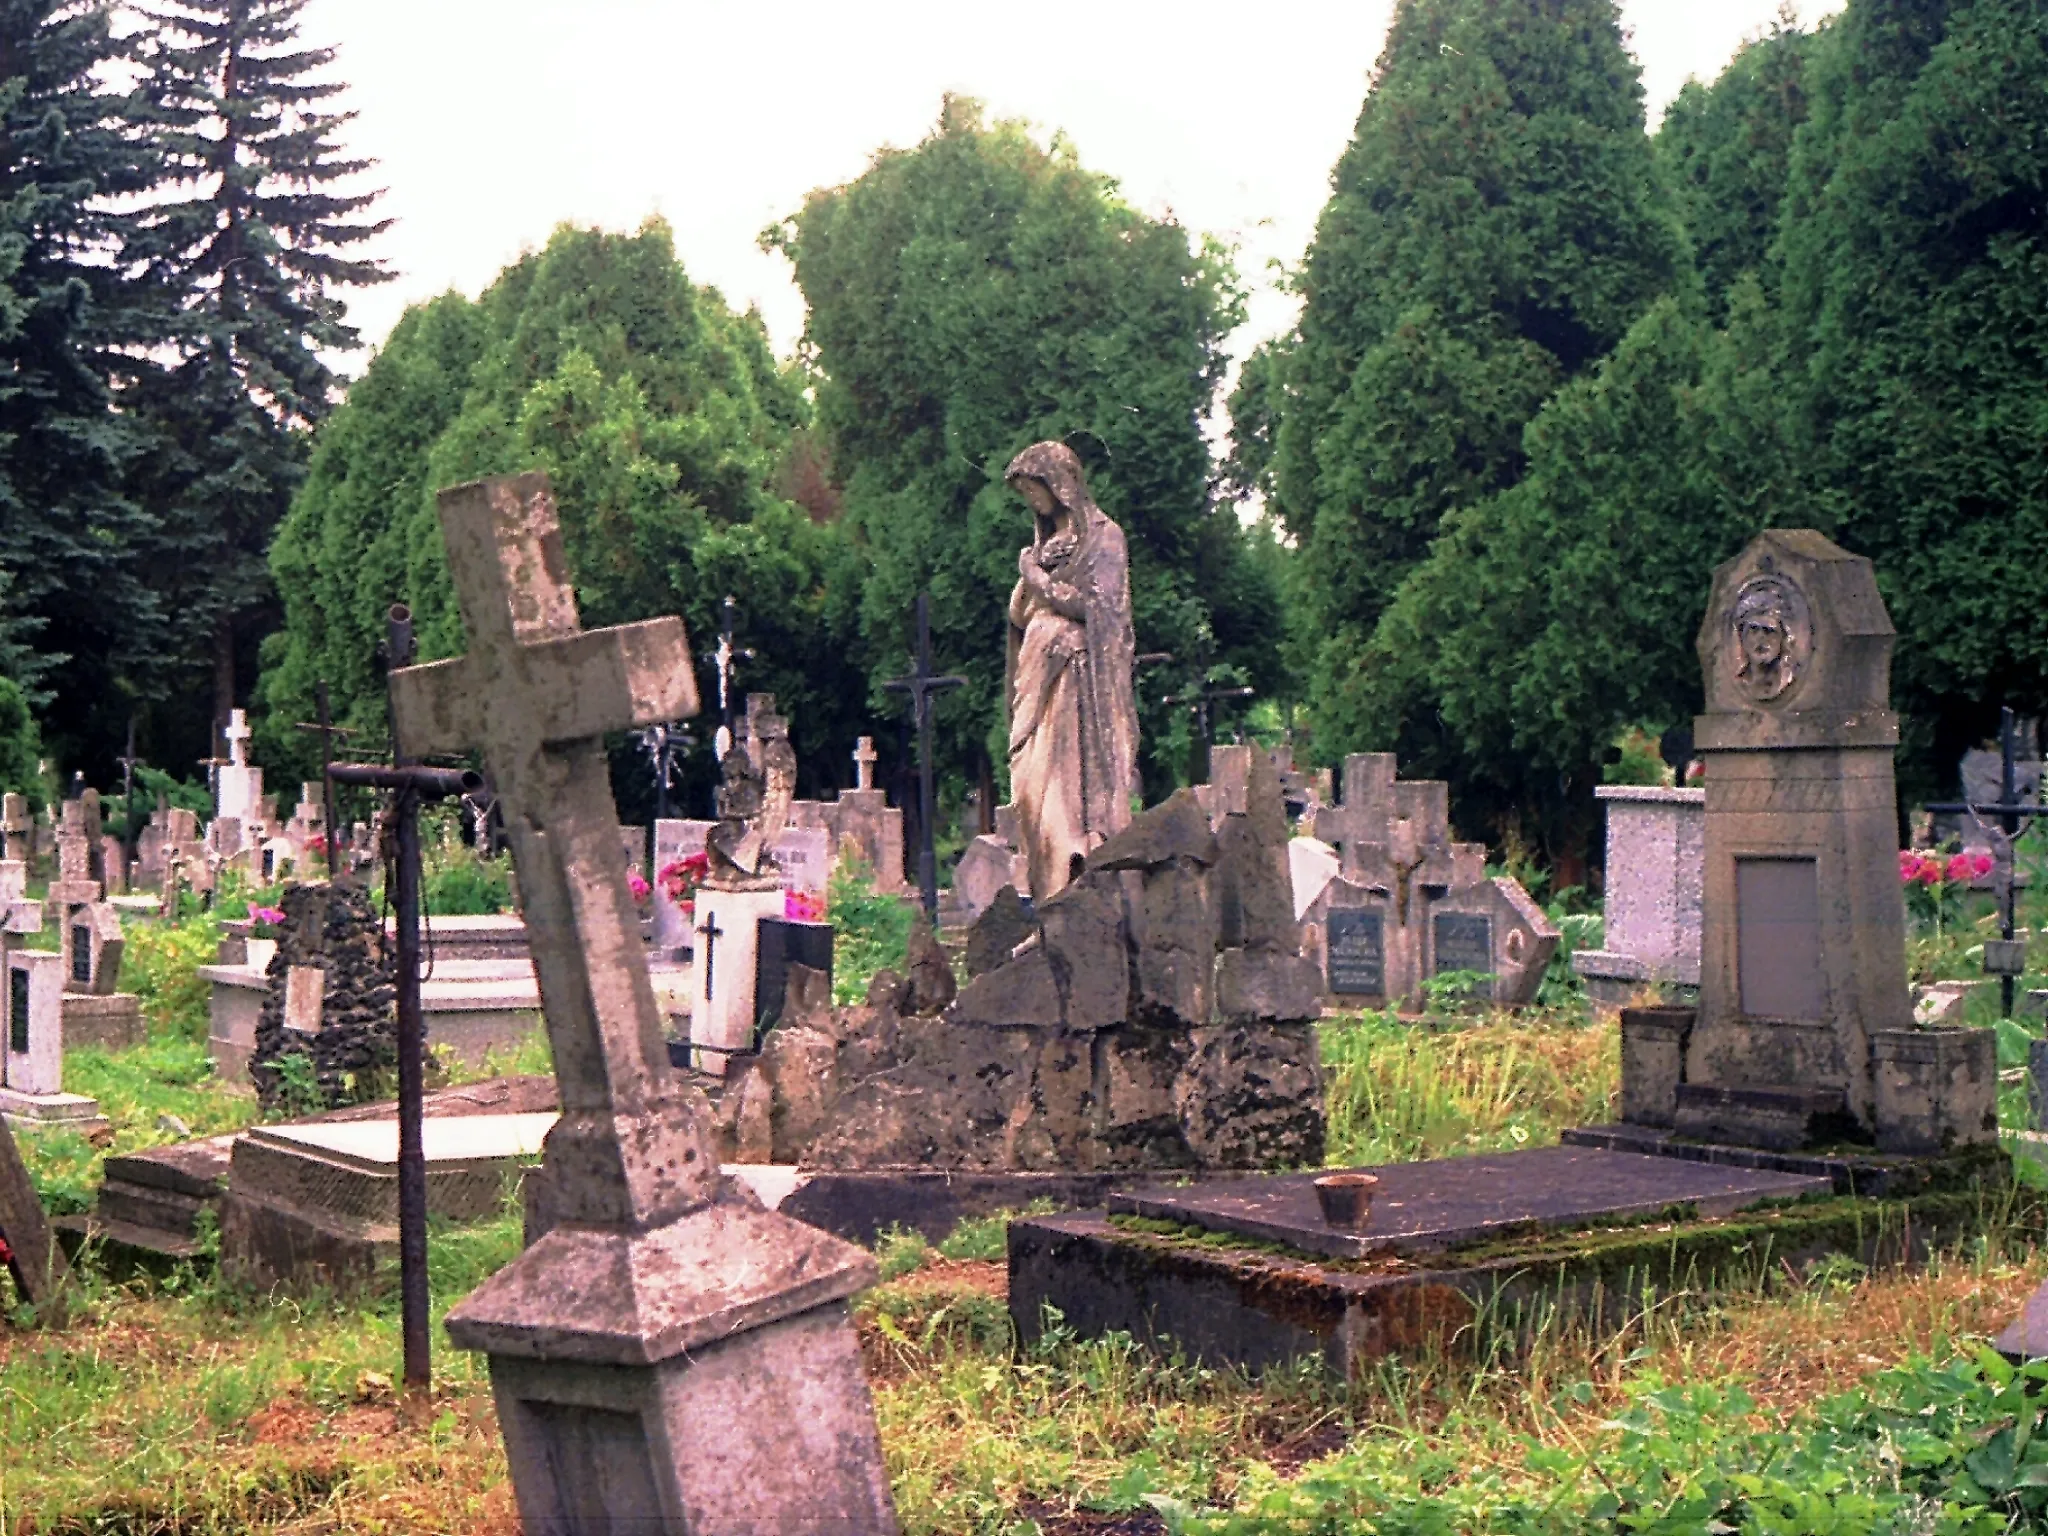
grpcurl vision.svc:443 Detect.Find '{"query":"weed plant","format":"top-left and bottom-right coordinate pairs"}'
top-left (1321, 1006), bottom-right (1617, 1167)
top-left (831, 854), bottom-right (915, 1004)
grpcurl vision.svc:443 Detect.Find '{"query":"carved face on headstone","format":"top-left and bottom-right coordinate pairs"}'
top-left (1731, 575), bottom-right (1808, 703)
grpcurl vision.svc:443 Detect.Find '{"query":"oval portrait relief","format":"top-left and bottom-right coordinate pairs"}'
top-left (1730, 572), bottom-right (1811, 704)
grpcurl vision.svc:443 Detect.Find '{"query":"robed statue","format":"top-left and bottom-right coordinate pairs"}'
top-left (1004, 441), bottom-right (1139, 901)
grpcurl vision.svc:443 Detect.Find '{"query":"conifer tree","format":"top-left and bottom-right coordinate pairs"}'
top-left (1654, 13), bottom-right (1815, 316)
top-left (1773, 0), bottom-right (2048, 796)
top-left (0, 0), bottom-right (165, 771)
top-left (127, 0), bottom-right (388, 745)
top-left (1276, 0), bottom-right (1685, 754)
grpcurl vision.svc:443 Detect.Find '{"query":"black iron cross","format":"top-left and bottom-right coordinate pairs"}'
top-left (708, 595), bottom-right (754, 767)
top-left (294, 681), bottom-right (357, 880)
top-left (884, 592), bottom-right (967, 920)
top-left (1161, 646), bottom-right (1256, 787)
top-left (635, 720), bottom-right (694, 821)
top-left (1926, 706), bottom-right (2047, 1016)
top-left (697, 910), bottom-right (723, 999)
top-left (115, 716), bottom-right (143, 871)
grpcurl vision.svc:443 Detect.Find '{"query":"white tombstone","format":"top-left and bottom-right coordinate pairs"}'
top-left (687, 883), bottom-right (785, 1077)
top-left (216, 708), bottom-right (264, 830)
top-left (0, 860), bottom-right (23, 905)
top-left (1, 942), bottom-right (104, 1128)
top-left (651, 819), bottom-right (717, 954)
top-left (1288, 835), bottom-right (1340, 920)
top-left (257, 835), bottom-right (297, 884)
top-left (1573, 784), bottom-right (1706, 1007)
top-left (771, 824), bottom-right (831, 899)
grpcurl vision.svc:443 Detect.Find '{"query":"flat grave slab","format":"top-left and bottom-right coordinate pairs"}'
top-left (248, 1109), bottom-right (558, 1174)
top-left (1109, 1144), bottom-right (1828, 1261)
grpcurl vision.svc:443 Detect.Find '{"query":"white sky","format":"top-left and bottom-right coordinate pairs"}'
top-left (299, 0), bottom-right (1845, 375)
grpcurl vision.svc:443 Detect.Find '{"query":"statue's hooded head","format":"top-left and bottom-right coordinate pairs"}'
top-left (1005, 441), bottom-right (1102, 555)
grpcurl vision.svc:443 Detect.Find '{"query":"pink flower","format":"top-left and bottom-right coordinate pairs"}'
top-left (785, 889), bottom-right (826, 923)
top-left (1899, 850), bottom-right (1920, 881)
top-left (248, 904), bottom-right (286, 927)
top-left (627, 871), bottom-right (651, 904)
top-left (1973, 852), bottom-right (1995, 879)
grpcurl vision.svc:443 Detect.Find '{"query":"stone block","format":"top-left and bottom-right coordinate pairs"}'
top-left (964, 886), bottom-right (1034, 978)
top-left (1871, 1027), bottom-right (1998, 1155)
top-left (1213, 946), bottom-right (1323, 1025)
top-left (1672, 1083), bottom-right (1855, 1152)
top-left (61, 993), bottom-right (143, 1053)
top-left (1619, 1006), bottom-right (1694, 1128)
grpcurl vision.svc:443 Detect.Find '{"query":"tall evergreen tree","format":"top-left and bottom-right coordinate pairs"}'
top-left (772, 96), bottom-right (1277, 804)
top-left (1773, 0), bottom-right (2048, 799)
top-left (1276, 0), bottom-right (1685, 756)
top-left (0, 0), bottom-right (166, 774)
top-left (1655, 12), bottom-right (1816, 316)
top-left (128, 0), bottom-right (388, 754)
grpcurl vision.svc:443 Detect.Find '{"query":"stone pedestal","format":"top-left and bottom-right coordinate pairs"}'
top-left (452, 1207), bottom-right (894, 1535)
top-left (690, 882), bottom-right (785, 1074)
top-left (1870, 1027), bottom-right (1998, 1155)
top-left (1618, 1005), bottom-right (1693, 1128)
top-left (1574, 785), bottom-right (1704, 1006)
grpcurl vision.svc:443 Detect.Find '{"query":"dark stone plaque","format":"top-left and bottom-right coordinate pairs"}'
top-left (756, 917), bottom-right (835, 1037)
top-left (1432, 912), bottom-right (1494, 999)
top-left (1324, 909), bottom-right (1385, 996)
top-left (8, 965), bottom-right (26, 1053)
top-left (1736, 856), bottom-right (1824, 1020)
top-left (70, 925), bottom-right (91, 985)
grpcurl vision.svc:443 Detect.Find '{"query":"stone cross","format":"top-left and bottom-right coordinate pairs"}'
top-left (223, 710), bottom-right (251, 767)
top-left (853, 736), bottom-right (877, 793)
top-left (387, 473), bottom-right (895, 1530)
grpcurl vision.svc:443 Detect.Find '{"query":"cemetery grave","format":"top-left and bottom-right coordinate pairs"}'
top-left (5, 521), bottom-right (2048, 1532)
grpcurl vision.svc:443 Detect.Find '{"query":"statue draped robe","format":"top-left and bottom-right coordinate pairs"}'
top-left (1005, 452), bottom-right (1139, 902)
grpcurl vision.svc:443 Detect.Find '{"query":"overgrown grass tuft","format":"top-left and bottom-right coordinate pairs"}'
top-left (1321, 1007), bottom-right (1618, 1167)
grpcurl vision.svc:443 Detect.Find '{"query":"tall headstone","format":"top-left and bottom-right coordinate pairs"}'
top-left (0, 939), bottom-right (105, 1130)
top-left (216, 708), bottom-right (263, 832)
top-left (831, 736), bottom-right (906, 892)
top-left (1674, 530), bottom-right (1992, 1152)
top-left (387, 472), bottom-right (895, 1531)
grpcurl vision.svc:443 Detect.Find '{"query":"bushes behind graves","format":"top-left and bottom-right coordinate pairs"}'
top-left (261, 221), bottom-right (870, 814)
top-left (0, 675), bottom-right (41, 797)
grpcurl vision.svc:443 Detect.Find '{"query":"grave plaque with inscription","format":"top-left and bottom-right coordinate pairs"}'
top-left (69, 925), bottom-right (90, 986)
top-left (1433, 912), bottom-right (1494, 997)
top-left (1735, 857), bottom-right (1824, 1021)
top-left (1325, 909), bottom-right (1385, 997)
top-left (9, 968), bottom-right (25, 1053)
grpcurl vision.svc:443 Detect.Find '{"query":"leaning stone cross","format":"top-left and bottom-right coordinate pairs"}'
top-left (389, 473), bottom-right (897, 1533)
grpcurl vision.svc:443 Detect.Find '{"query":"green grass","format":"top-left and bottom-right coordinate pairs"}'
top-left (1321, 1006), bottom-right (1618, 1167)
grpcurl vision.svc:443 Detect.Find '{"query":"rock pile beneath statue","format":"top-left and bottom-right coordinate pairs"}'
top-left (713, 778), bottom-right (1327, 1171)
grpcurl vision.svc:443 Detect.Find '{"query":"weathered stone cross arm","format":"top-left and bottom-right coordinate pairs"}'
top-left (388, 473), bottom-right (721, 1235)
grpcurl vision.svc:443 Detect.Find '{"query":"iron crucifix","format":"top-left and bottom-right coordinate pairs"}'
top-left (884, 593), bottom-right (966, 921)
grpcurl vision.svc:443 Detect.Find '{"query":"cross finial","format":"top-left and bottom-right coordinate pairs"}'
top-left (387, 473), bottom-right (713, 1231)
top-left (223, 709), bottom-right (251, 767)
top-left (853, 737), bottom-right (877, 792)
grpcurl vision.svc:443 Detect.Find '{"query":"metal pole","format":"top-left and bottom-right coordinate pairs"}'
top-left (386, 604), bottom-right (429, 1394)
top-left (2002, 707), bottom-right (2020, 1018)
top-left (915, 596), bottom-right (940, 923)
top-left (316, 682), bottom-right (341, 882)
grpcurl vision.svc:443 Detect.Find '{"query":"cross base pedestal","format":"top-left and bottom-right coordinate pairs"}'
top-left (690, 882), bottom-right (785, 1076)
top-left (0, 1088), bottom-right (107, 1134)
top-left (448, 1197), bottom-right (896, 1535)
